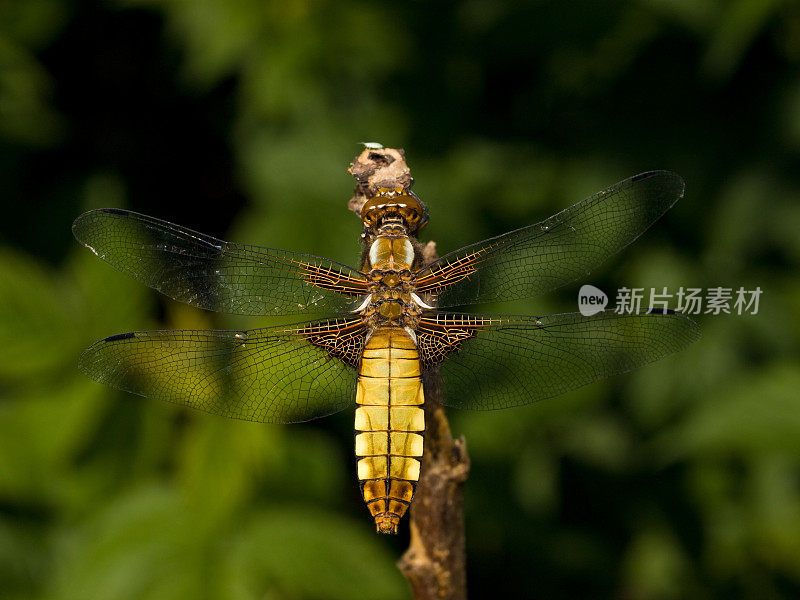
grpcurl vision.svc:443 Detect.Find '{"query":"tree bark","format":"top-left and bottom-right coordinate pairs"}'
top-left (348, 146), bottom-right (470, 600)
top-left (397, 378), bottom-right (470, 600)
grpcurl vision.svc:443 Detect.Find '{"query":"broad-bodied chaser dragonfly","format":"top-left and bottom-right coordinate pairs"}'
top-left (73, 154), bottom-right (699, 534)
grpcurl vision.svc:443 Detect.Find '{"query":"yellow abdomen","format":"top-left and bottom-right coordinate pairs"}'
top-left (355, 326), bottom-right (424, 534)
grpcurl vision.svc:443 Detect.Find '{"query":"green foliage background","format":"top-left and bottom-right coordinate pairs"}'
top-left (2, 1), bottom-right (800, 598)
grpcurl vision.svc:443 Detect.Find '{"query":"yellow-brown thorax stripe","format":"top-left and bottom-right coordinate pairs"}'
top-left (368, 236), bottom-right (414, 270)
top-left (355, 326), bottom-right (424, 534)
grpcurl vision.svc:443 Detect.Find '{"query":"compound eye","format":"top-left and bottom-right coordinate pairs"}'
top-left (360, 196), bottom-right (388, 223)
top-left (399, 206), bottom-right (421, 224)
top-left (364, 210), bottom-right (379, 226)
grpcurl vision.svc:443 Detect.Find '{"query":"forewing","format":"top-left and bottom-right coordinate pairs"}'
top-left (415, 171), bottom-right (685, 307)
top-left (417, 310), bottom-right (700, 410)
top-left (79, 318), bottom-right (365, 423)
top-left (72, 209), bottom-right (369, 316)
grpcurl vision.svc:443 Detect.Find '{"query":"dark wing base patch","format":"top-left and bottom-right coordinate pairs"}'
top-left (299, 318), bottom-right (366, 367)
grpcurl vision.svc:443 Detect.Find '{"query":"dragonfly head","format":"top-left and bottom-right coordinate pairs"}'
top-left (360, 187), bottom-right (429, 234)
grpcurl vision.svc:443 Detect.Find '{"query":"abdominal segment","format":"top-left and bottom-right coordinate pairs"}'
top-left (355, 326), bottom-right (424, 534)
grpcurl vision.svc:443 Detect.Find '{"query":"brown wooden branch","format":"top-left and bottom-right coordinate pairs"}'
top-left (348, 146), bottom-right (414, 213)
top-left (348, 145), bottom-right (470, 600)
top-left (398, 379), bottom-right (470, 600)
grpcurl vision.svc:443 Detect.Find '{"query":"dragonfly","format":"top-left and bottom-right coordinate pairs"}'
top-left (73, 165), bottom-right (700, 534)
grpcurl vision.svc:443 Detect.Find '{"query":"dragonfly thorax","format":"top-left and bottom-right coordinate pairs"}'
top-left (355, 228), bottom-right (431, 330)
top-left (368, 236), bottom-right (414, 270)
top-left (360, 273), bottom-right (424, 325)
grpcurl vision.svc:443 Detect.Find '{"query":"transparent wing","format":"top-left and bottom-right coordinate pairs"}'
top-left (79, 318), bottom-right (366, 423)
top-left (73, 209), bottom-right (369, 316)
top-left (415, 171), bottom-right (685, 308)
top-left (417, 310), bottom-right (700, 410)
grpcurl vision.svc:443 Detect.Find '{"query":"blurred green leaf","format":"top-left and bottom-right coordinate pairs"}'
top-left (48, 485), bottom-right (206, 600)
top-left (621, 527), bottom-right (691, 599)
top-left (0, 247), bottom-right (81, 379)
top-left (220, 507), bottom-right (409, 600)
top-left (0, 0), bottom-right (67, 48)
top-left (0, 35), bottom-right (64, 145)
top-left (0, 379), bottom-right (107, 504)
top-left (702, 0), bottom-right (782, 80)
top-left (654, 363), bottom-right (800, 460)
